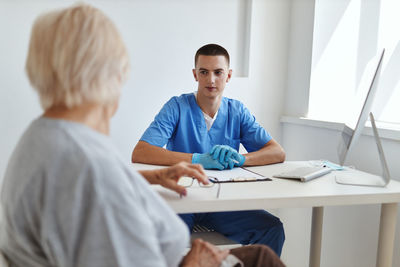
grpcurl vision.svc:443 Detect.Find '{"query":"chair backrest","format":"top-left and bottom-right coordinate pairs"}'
top-left (191, 224), bottom-right (241, 249)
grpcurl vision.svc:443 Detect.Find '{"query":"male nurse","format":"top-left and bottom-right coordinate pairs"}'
top-left (132, 44), bottom-right (286, 256)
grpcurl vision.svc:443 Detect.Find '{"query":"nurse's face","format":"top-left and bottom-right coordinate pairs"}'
top-left (192, 55), bottom-right (232, 100)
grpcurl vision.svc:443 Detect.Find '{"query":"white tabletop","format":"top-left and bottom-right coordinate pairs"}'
top-left (133, 161), bottom-right (400, 213)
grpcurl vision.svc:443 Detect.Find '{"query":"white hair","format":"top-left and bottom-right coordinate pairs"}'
top-left (26, 4), bottom-right (130, 109)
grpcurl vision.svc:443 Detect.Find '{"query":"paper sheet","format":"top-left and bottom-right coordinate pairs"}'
top-left (204, 167), bottom-right (266, 182)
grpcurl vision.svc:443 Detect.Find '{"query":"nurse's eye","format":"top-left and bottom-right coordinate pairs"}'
top-left (214, 70), bottom-right (223, 76)
top-left (199, 70), bottom-right (208, 75)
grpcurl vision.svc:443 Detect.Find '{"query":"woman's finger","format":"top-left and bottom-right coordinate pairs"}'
top-left (182, 165), bottom-right (209, 185)
top-left (162, 178), bottom-right (187, 195)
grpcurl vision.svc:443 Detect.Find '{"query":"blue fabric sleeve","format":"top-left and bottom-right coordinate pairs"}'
top-left (239, 104), bottom-right (272, 152)
top-left (140, 98), bottom-right (179, 148)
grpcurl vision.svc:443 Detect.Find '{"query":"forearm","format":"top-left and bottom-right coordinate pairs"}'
top-left (243, 140), bottom-right (285, 166)
top-left (132, 140), bottom-right (193, 165)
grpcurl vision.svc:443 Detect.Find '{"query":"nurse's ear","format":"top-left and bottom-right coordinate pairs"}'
top-left (226, 69), bottom-right (232, 83)
top-left (192, 69), bottom-right (198, 81)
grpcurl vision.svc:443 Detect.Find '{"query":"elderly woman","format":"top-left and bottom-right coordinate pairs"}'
top-left (0, 4), bottom-right (284, 267)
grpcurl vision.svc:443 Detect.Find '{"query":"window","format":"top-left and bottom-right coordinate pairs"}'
top-left (308, 0), bottom-right (400, 126)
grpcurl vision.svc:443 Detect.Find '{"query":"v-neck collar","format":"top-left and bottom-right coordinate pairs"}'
top-left (189, 93), bottom-right (227, 132)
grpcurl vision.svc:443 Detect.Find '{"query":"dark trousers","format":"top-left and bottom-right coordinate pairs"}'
top-left (179, 210), bottom-right (285, 256)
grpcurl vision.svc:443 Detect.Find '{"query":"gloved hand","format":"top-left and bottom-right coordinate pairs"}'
top-left (192, 153), bottom-right (225, 170)
top-left (210, 145), bottom-right (245, 169)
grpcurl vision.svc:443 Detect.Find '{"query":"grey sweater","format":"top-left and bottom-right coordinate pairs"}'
top-left (0, 117), bottom-right (188, 267)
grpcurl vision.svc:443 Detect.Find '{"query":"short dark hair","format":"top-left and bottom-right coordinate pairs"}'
top-left (194, 44), bottom-right (230, 67)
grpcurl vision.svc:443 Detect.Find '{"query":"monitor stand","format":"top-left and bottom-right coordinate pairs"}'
top-left (335, 113), bottom-right (390, 187)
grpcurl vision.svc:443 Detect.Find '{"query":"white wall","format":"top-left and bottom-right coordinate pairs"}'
top-left (0, 0), bottom-right (291, 177)
top-left (284, 0), bottom-right (315, 118)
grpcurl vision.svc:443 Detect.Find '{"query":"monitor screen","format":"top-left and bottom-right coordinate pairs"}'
top-left (337, 49), bottom-right (385, 166)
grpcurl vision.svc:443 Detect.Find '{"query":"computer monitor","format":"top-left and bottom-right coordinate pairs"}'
top-left (335, 49), bottom-right (390, 187)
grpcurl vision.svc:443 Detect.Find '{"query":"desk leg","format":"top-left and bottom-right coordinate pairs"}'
top-left (309, 206), bottom-right (324, 267)
top-left (376, 203), bottom-right (397, 267)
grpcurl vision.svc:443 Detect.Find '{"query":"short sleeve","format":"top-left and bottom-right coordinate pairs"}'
top-left (239, 104), bottom-right (272, 152)
top-left (140, 98), bottom-right (179, 147)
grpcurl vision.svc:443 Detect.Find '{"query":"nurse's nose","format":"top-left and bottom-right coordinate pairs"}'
top-left (208, 73), bottom-right (216, 84)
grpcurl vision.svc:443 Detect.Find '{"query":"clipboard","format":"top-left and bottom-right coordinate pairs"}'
top-left (205, 167), bottom-right (272, 183)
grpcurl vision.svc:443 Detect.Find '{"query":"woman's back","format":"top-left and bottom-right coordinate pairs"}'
top-left (0, 117), bottom-right (188, 267)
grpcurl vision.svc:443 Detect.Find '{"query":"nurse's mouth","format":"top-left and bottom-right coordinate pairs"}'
top-left (206, 87), bottom-right (217, 91)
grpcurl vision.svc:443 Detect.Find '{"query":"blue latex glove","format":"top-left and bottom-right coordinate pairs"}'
top-left (233, 152), bottom-right (246, 167)
top-left (210, 145), bottom-right (245, 168)
top-left (192, 153), bottom-right (224, 170)
top-left (210, 145), bottom-right (236, 169)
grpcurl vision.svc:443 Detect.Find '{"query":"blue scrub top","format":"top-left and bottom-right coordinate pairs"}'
top-left (140, 93), bottom-right (272, 153)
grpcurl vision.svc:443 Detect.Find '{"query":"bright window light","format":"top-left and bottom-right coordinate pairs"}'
top-left (309, 0), bottom-right (400, 126)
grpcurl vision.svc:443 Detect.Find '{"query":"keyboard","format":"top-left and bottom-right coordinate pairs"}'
top-left (272, 166), bottom-right (332, 182)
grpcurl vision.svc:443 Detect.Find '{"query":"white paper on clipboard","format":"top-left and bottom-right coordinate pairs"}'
top-left (204, 167), bottom-right (267, 182)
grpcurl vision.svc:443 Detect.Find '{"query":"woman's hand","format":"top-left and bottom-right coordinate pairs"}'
top-left (180, 239), bottom-right (230, 267)
top-left (139, 162), bottom-right (209, 196)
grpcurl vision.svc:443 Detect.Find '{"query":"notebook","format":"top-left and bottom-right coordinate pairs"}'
top-left (272, 166), bottom-right (332, 182)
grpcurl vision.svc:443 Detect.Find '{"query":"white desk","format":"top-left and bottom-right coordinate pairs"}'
top-left (133, 161), bottom-right (400, 267)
